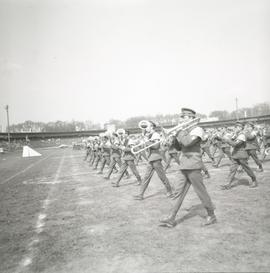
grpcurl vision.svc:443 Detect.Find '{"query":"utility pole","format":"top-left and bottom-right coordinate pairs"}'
top-left (235, 97), bottom-right (239, 120)
top-left (5, 105), bottom-right (11, 150)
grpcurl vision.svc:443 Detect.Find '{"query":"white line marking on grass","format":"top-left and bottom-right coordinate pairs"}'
top-left (1, 152), bottom-right (56, 185)
top-left (16, 153), bottom-right (65, 272)
top-left (22, 171), bottom-right (93, 185)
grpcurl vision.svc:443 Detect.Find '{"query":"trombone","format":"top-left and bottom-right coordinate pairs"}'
top-left (131, 117), bottom-right (200, 155)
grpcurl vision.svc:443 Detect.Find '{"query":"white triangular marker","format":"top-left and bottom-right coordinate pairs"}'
top-left (22, 146), bottom-right (42, 157)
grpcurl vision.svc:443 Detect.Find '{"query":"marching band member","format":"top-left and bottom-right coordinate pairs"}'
top-left (87, 138), bottom-right (95, 164)
top-left (112, 134), bottom-right (141, 187)
top-left (133, 121), bottom-right (174, 200)
top-left (220, 121), bottom-right (258, 190)
top-left (262, 125), bottom-right (270, 162)
top-left (134, 134), bottom-right (149, 165)
top-left (210, 129), bottom-right (220, 158)
top-left (89, 137), bottom-right (99, 166)
top-left (93, 136), bottom-right (102, 170)
top-left (244, 122), bottom-right (263, 172)
top-left (84, 139), bottom-right (92, 161)
top-left (201, 130), bottom-right (215, 163)
top-left (164, 135), bottom-right (181, 171)
top-left (104, 132), bottom-right (129, 180)
top-left (97, 134), bottom-right (112, 174)
top-left (160, 108), bottom-right (216, 228)
top-left (212, 127), bottom-right (232, 167)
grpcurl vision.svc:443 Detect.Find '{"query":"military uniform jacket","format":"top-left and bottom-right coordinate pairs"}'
top-left (245, 131), bottom-right (259, 150)
top-left (226, 133), bottom-right (248, 159)
top-left (263, 128), bottom-right (270, 145)
top-left (93, 143), bottom-right (99, 154)
top-left (216, 133), bottom-right (230, 148)
top-left (147, 132), bottom-right (163, 162)
top-left (101, 141), bottom-right (111, 157)
top-left (200, 135), bottom-right (210, 148)
top-left (177, 126), bottom-right (204, 170)
top-left (122, 139), bottom-right (136, 161)
top-left (110, 140), bottom-right (122, 158)
top-left (168, 141), bottom-right (178, 154)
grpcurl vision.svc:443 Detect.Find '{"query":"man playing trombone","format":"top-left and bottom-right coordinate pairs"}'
top-left (160, 108), bottom-right (217, 227)
top-left (133, 121), bottom-right (174, 200)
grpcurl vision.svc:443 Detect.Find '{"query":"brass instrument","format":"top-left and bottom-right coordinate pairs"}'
top-left (161, 117), bottom-right (200, 137)
top-left (138, 120), bottom-right (151, 130)
top-left (116, 128), bottom-right (126, 136)
top-left (131, 117), bottom-right (200, 155)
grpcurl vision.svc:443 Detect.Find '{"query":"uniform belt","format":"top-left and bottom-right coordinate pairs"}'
top-left (182, 152), bottom-right (201, 155)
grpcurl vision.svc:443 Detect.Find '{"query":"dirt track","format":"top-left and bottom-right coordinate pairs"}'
top-left (0, 148), bottom-right (270, 273)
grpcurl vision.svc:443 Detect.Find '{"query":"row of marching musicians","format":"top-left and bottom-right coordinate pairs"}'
top-left (83, 108), bottom-right (270, 228)
top-left (201, 123), bottom-right (269, 170)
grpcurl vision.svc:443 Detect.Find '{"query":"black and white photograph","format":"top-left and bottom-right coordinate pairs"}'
top-left (0, 0), bottom-right (270, 272)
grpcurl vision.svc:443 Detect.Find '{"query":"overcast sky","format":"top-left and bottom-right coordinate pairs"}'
top-left (0, 0), bottom-right (269, 128)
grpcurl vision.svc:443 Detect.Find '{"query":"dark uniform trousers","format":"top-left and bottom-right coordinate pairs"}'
top-left (84, 149), bottom-right (90, 161)
top-left (228, 158), bottom-right (256, 182)
top-left (106, 157), bottom-right (128, 178)
top-left (99, 155), bottom-right (111, 172)
top-left (140, 160), bottom-right (172, 195)
top-left (172, 169), bottom-right (215, 217)
top-left (164, 153), bottom-right (180, 171)
top-left (160, 149), bottom-right (168, 164)
top-left (246, 149), bottom-right (262, 168)
top-left (201, 162), bottom-right (209, 174)
top-left (89, 152), bottom-right (96, 166)
top-left (215, 147), bottom-right (231, 166)
top-left (136, 151), bottom-right (148, 164)
top-left (88, 150), bottom-right (94, 163)
top-left (93, 154), bottom-right (102, 169)
top-left (115, 160), bottom-right (141, 185)
top-left (201, 147), bottom-right (214, 161)
top-left (211, 144), bottom-right (218, 157)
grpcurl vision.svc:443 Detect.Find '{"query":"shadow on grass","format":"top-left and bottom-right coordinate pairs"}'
top-left (176, 204), bottom-right (206, 225)
top-left (223, 178), bottom-right (250, 190)
top-left (143, 191), bottom-right (164, 200)
top-left (235, 178), bottom-right (250, 187)
top-left (118, 181), bottom-right (139, 187)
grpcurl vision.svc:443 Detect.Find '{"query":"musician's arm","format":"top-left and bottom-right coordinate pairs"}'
top-left (177, 131), bottom-right (201, 147)
top-left (171, 137), bottom-right (182, 151)
top-left (223, 138), bottom-right (244, 147)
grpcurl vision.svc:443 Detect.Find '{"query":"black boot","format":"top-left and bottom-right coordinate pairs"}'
top-left (202, 209), bottom-right (217, 226)
top-left (133, 194), bottom-right (144, 200)
top-left (249, 180), bottom-right (258, 188)
top-left (159, 216), bottom-right (177, 228)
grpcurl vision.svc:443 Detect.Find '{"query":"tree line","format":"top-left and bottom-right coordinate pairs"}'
top-left (9, 102), bottom-right (270, 132)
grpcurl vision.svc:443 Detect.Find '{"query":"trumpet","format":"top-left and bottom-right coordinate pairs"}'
top-left (131, 117), bottom-right (200, 155)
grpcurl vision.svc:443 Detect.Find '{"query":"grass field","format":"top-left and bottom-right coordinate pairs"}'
top-left (0, 148), bottom-right (270, 273)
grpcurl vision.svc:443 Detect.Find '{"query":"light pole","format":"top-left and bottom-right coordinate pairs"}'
top-left (5, 105), bottom-right (11, 150)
